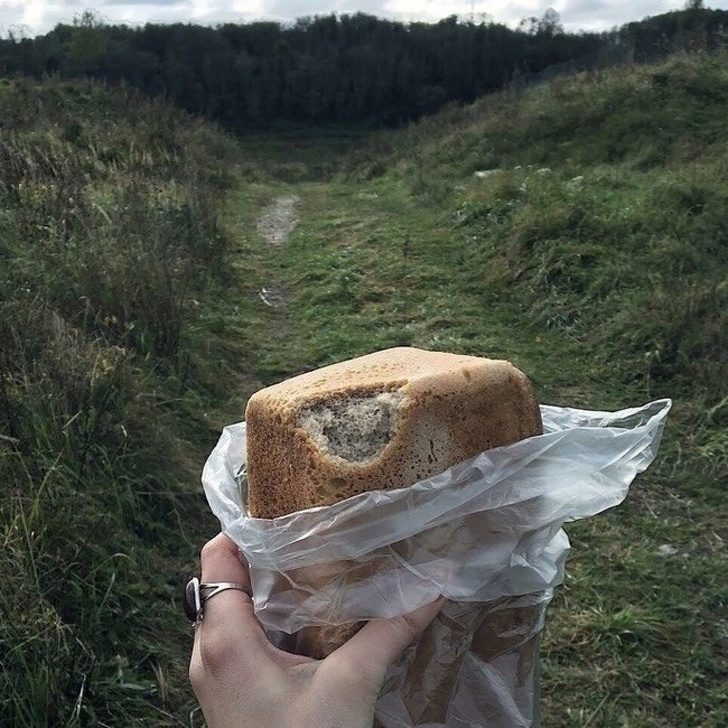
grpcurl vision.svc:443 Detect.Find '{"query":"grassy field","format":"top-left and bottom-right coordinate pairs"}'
top-left (1, 52), bottom-right (726, 726)
top-left (0, 78), bottom-right (240, 725)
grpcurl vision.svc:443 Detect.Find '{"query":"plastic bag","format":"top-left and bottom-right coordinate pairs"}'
top-left (202, 398), bottom-right (671, 727)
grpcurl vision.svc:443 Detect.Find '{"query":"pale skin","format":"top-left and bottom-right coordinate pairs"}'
top-left (189, 533), bottom-right (445, 728)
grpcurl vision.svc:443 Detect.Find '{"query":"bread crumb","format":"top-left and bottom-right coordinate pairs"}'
top-left (297, 390), bottom-right (404, 463)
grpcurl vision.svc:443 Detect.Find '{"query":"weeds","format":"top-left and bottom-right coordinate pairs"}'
top-left (230, 51), bottom-right (727, 726)
top-left (0, 77), bottom-right (239, 724)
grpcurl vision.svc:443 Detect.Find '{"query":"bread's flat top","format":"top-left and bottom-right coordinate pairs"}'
top-left (247, 346), bottom-right (514, 405)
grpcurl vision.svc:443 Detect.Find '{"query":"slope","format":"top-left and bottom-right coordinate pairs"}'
top-left (231, 51), bottom-right (726, 726)
top-left (0, 77), bottom-right (249, 725)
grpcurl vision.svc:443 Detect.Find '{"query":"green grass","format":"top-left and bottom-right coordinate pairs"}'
top-left (0, 77), bottom-right (246, 725)
top-left (1, 51), bottom-right (726, 726)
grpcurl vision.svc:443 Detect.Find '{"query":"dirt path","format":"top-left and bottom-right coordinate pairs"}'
top-left (256, 194), bottom-right (300, 247)
top-left (254, 194), bottom-right (301, 309)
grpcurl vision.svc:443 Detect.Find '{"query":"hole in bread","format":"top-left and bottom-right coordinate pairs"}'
top-left (297, 389), bottom-right (404, 463)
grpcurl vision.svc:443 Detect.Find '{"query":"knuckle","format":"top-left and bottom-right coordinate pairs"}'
top-left (200, 538), bottom-right (224, 565)
top-left (200, 630), bottom-right (243, 675)
top-left (325, 652), bottom-right (381, 690)
top-left (188, 655), bottom-right (205, 693)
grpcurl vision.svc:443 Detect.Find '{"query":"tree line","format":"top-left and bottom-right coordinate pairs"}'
top-left (0, 6), bottom-right (726, 126)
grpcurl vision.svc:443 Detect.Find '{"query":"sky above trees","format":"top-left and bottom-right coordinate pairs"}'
top-left (1, 0), bottom-right (724, 36)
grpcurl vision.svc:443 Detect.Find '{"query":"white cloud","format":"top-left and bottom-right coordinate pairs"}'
top-left (0, 0), bottom-right (725, 37)
top-left (555, 0), bottom-right (687, 32)
top-left (384, 1), bottom-right (542, 26)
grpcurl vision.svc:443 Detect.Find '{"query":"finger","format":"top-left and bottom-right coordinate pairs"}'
top-left (200, 532), bottom-right (251, 589)
top-left (195, 534), bottom-right (314, 677)
top-left (198, 533), bottom-right (261, 637)
top-left (192, 534), bottom-right (283, 688)
top-left (331, 597), bottom-right (446, 682)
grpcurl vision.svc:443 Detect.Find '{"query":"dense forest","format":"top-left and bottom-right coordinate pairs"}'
top-left (1, 7), bottom-right (727, 126)
top-left (1, 11), bottom-right (590, 125)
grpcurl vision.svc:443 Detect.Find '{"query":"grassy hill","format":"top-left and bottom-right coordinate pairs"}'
top-left (0, 78), bottom-right (243, 724)
top-left (361, 50), bottom-right (727, 414)
top-left (1, 51), bottom-right (726, 726)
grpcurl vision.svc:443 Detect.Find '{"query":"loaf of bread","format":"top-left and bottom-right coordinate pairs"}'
top-left (245, 347), bottom-right (542, 662)
top-left (245, 346), bottom-right (542, 522)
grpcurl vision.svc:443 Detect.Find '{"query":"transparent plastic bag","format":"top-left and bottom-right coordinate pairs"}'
top-left (202, 398), bottom-right (671, 727)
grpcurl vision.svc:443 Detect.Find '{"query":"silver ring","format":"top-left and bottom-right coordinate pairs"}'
top-left (184, 577), bottom-right (251, 625)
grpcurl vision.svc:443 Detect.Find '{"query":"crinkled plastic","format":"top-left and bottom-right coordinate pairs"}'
top-left (202, 398), bottom-right (671, 727)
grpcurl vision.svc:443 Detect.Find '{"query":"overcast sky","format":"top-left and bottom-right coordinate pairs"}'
top-left (1, 1), bottom-right (726, 37)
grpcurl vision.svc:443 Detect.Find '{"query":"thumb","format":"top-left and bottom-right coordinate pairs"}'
top-left (330, 597), bottom-right (446, 685)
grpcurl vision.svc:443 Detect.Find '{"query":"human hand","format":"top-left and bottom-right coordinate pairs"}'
top-left (189, 533), bottom-right (444, 728)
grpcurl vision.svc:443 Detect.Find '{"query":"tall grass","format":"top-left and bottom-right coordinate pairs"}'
top-left (367, 52), bottom-right (728, 435)
top-left (0, 78), bottom-right (238, 724)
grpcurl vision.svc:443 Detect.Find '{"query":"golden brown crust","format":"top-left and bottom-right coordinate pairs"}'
top-left (245, 347), bottom-right (542, 519)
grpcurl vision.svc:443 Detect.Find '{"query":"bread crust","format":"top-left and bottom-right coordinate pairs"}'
top-left (245, 347), bottom-right (542, 520)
